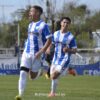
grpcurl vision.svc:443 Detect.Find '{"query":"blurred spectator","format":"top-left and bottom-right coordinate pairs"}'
top-left (14, 41), bottom-right (18, 57)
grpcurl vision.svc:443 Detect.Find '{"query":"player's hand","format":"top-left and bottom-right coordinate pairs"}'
top-left (45, 47), bottom-right (50, 55)
top-left (34, 51), bottom-right (41, 59)
top-left (63, 47), bottom-right (69, 53)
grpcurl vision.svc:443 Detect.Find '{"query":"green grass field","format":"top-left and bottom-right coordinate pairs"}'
top-left (0, 75), bottom-right (100, 100)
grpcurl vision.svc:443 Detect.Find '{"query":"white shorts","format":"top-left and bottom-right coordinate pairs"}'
top-left (20, 52), bottom-right (42, 72)
top-left (50, 64), bottom-right (68, 75)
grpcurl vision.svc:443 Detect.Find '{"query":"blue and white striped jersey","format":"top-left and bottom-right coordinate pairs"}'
top-left (24, 20), bottom-right (51, 54)
top-left (52, 30), bottom-right (77, 67)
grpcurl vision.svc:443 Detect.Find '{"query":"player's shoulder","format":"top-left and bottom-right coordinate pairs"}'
top-left (68, 31), bottom-right (73, 36)
top-left (40, 20), bottom-right (49, 29)
top-left (40, 20), bottom-right (46, 25)
top-left (67, 31), bottom-right (75, 40)
top-left (28, 21), bottom-right (33, 28)
top-left (68, 31), bottom-right (74, 37)
top-left (53, 30), bottom-right (60, 36)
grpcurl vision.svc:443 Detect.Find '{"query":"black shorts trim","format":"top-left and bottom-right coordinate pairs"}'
top-left (20, 67), bottom-right (29, 72)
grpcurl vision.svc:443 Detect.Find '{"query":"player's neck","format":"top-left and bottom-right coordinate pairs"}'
top-left (60, 28), bottom-right (68, 33)
top-left (33, 17), bottom-right (41, 22)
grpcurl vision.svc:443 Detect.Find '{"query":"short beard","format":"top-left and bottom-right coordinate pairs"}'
top-left (29, 16), bottom-right (33, 22)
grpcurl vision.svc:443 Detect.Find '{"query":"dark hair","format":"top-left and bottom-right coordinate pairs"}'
top-left (32, 5), bottom-right (43, 14)
top-left (55, 20), bottom-right (61, 31)
top-left (60, 17), bottom-right (71, 23)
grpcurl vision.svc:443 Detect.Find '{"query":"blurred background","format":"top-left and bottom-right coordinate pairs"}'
top-left (0, 1), bottom-right (100, 100)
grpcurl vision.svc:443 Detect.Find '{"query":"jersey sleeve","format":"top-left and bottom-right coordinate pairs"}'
top-left (69, 37), bottom-right (77, 48)
top-left (42, 24), bottom-right (52, 39)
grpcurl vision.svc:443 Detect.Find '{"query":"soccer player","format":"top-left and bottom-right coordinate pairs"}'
top-left (45, 20), bottom-right (77, 79)
top-left (15, 5), bottom-right (51, 100)
top-left (48, 17), bottom-right (77, 97)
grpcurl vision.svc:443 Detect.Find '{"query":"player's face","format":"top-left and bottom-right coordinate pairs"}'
top-left (29, 7), bottom-right (40, 21)
top-left (61, 19), bottom-right (70, 30)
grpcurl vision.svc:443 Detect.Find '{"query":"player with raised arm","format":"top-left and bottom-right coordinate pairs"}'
top-left (15, 5), bottom-right (51, 100)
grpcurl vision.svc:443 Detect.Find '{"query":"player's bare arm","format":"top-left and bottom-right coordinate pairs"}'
top-left (35, 38), bottom-right (51, 58)
top-left (63, 47), bottom-right (77, 54)
top-left (45, 43), bottom-right (53, 55)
